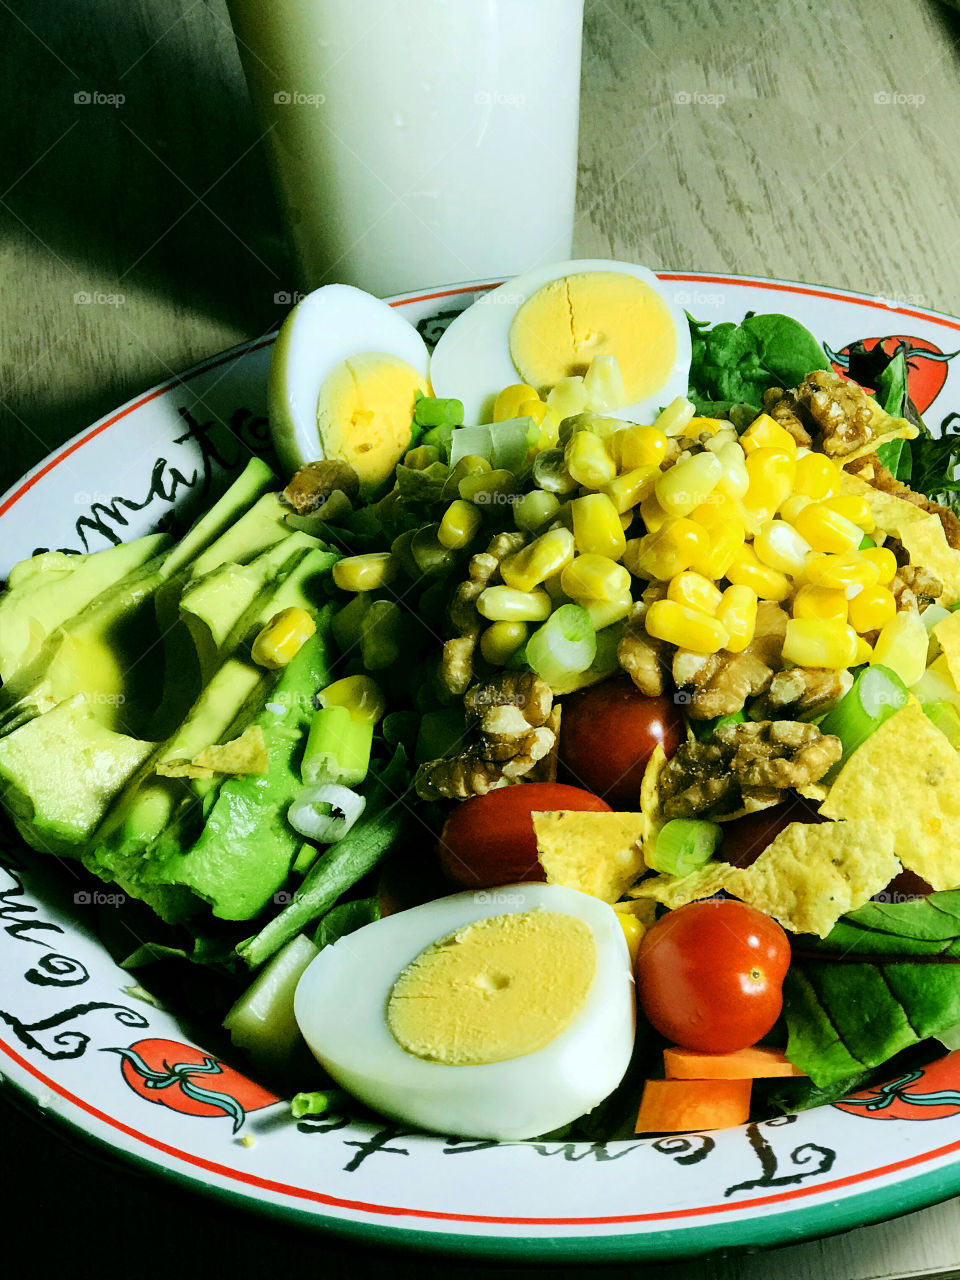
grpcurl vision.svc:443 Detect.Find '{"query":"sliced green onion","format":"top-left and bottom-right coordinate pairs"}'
top-left (647, 818), bottom-right (723, 877)
top-left (694, 709), bottom-right (746, 741)
top-left (414, 395), bottom-right (464, 429)
top-left (292, 842), bottom-right (320, 876)
top-left (489, 417), bottom-right (537, 473)
top-left (450, 424), bottom-right (494, 465)
top-left (817, 663), bottom-right (909, 777)
top-left (532, 448), bottom-right (578, 494)
top-left (291, 1088), bottom-right (349, 1120)
top-left (301, 705), bottom-right (373, 786)
top-left (858, 534), bottom-right (876, 550)
top-left (923, 700), bottom-right (960, 748)
top-left (922, 603), bottom-right (951, 633)
top-left (912, 662), bottom-right (960, 711)
top-left (525, 605), bottom-right (597, 686)
top-left (288, 783), bottom-right (365, 843)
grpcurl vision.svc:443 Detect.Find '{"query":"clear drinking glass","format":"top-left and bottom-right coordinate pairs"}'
top-left (226, 0), bottom-right (584, 297)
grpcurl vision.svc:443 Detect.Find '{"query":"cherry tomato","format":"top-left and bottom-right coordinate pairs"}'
top-left (437, 782), bottom-right (611, 889)
top-left (635, 899), bottom-right (791, 1053)
top-left (558, 679), bottom-right (684, 808)
top-left (720, 798), bottom-right (826, 868)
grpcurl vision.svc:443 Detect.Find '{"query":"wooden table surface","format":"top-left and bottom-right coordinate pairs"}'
top-left (4, 0), bottom-right (960, 1274)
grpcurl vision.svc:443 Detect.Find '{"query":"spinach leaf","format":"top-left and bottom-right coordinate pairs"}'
top-left (312, 896), bottom-right (380, 949)
top-left (784, 891), bottom-right (960, 1087)
top-left (876, 437), bottom-right (912, 481)
top-left (688, 312), bottom-right (829, 416)
top-left (875, 351), bottom-right (908, 416)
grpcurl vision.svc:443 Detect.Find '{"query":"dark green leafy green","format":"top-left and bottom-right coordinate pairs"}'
top-left (312, 896), bottom-right (380, 949)
top-left (687, 312), bottom-right (829, 416)
top-left (875, 351), bottom-right (908, 416)
top-left (784, 891), bottom-right (960, 1087)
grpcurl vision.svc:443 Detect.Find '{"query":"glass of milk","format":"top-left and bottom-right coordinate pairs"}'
top-left (225, 0), bottom-right (584, 297)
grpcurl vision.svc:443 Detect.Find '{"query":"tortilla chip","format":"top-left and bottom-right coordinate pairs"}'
top-left (613, 898), bottom-right (658, 929)
top-left (532, 810), bottom-right (646, 903)
top-left (797, 782), bottom-right (829, 804)
top-left (900, 520), bottom-right (960, 606)
top-left (156, 725), bottom-right (269, 779)
top-left (821, 701), bottom-right (960, 889)
top-left (724, 820), bottom-right (899, 938)
top-left (933, 611), bottom-right (960, 690)
top-left (840, 417), bottom-right (917, 465)
top-left (628, 863), bottom-right (730, 909)
top-left (840, 470), bottom-right (934, 536)
top-left (639, 743), bottom-right (667, 848)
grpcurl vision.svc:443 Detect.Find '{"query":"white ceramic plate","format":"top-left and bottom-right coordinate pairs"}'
top-left (4, 274), bottom-right (960, 1263)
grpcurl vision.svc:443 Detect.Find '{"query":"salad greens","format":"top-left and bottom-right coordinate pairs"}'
top-left (687, 312), bottom-right (829, 417)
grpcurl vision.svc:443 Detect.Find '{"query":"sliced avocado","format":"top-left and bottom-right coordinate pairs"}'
top-left (161, 456), bottom-right (276, 580)
top-left (0, 533), bottom-right (171, 684)
top-left (144, 622), bottom-right (334, 920)
top-left (0, 550), bottom-right (174, 737)
top-left (87, 546), bottom-right (340, 894)
top-left (0, 694), bottom-right (155, 856)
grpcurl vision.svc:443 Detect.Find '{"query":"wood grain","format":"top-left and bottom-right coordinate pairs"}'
top-left (3, 0), bottom-right (960, 1274)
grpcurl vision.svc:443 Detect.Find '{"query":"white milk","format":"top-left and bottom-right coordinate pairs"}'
top-left (226, 0), bottom-right (584, 296)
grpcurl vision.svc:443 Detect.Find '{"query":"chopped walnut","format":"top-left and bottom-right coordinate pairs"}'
top-left (893, 563), bottom-right (943, 614)
top-left (439, 531), bottom-right (527, 696)
top-left (658, 720), bottom-right (842, 819)
top-left (848, 457), bottom-right (960, 550)
top-left (416, 669), bottom-right (557, 800)
top-left (618, 600), bottom-right (671, 696)
top-left (761, 387), bottom-right (813, 448)
top-left (750, 667), bottom-right (853, 721)
top-left (674, 602), bottom-right (788, 719)
top-left (282, 460), bottom-right (360, 513)
top-left (526, 706), bottom-right (562, 783)
top-left (764, 370), bottom-right (885, 457)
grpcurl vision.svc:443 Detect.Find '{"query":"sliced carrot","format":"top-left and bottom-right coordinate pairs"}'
top-left (663, 1045), bottom-right (807, 1081)
top-left (635, 1078), bottom-right (751, 1134)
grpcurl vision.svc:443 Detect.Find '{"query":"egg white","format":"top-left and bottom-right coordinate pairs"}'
top-left (268, 283), bottom-right (431, 478)
top-left (429, 259), bottom-right (692, 427)
top-left (294, 883), bottom-right (635, 1140)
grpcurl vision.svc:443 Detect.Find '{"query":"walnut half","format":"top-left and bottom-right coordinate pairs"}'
top-left (657, 720), bottom-right (842, 820)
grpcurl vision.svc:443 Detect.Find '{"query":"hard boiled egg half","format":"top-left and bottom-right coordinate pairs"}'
top-left (294, 883), bottom-right (635, 1140)
top-left (269, 284), bottom-right (431, 496)
top-left (430, 259), bottom-right (691, 426)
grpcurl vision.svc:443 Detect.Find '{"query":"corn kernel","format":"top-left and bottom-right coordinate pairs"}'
top-left (571, 492), bottom-right (628, 559)
top-left (639, 492), bottom-right (670, 533)
top-left (848, 585), bottom-right (897, 633)
top-left (519, 397), bottom-right (549, 427)
top-left (690, 519), bottom-right (745, 579)
top-left (609, 423), bottom-right (670, 470)
top-left (805, 552), bottom-right (881, 592)
top-left (561, 554), bottom-right (632, 603)
top-left (821, 494), bottom-right (875, 533)
top-left (616, 911), bottom-right (645, 963)
top-left (793, 584), bottom-right (848, 623)
top-left (779, 494), bottom-right (814, 524)
top-left (564, 430), bottom-right (617, 490)
top-left (332, 551), bottom-right (397, 592)
top-left (713, 440), bottom-right (750, 500)
top-left (654, 396), bottom-right (696, 438)
top-left (438, 498), bottom-right (482, 549)
top-left (686, 416), bottom-right (728, 437)
top-left (441, 454), bottom-right (492, 500)
top-left (716, 584), bottom-right (757, 653)
top-left (645, 599), bottom-right (730, 654)
top-left (624, 518), bottom-right (710, 581)
top-left (871, 610), bottom-right (928, 687)
top-left (583, 354), bottom-right (627, 412)
top-left (782, 618), bottom-right (858, 669)
top-left (743, 448), bottom-right (796, 517)
top-left (602, 466), bottom-right (659, 514)
top-left (860, 545), bottom-right (898, 585)
top-left (583, 591), bottom-right (633, 629)
top-left (703, 426), bottom-right (738, 453)
top-left (854, 634), bottom-right (874, 664)
top-left (795, 452), bottom-right (842, 501)
top-left (793, 502), bottom-right (863, 554)
top-left (459, 468), bottom-right (517, 505)
top-left (476, 585), bottom-right (552, 622)
top-left (514, 489), bottom-right (561, 533)
top-left (318, 675), bottom-right (386, 724)
top-left (655, 451), bottom-right (723, 517)
top-left (667, 571), bottom-right (723, 615)
top-left (620, 510), bottom-right (634, 532)
top-left (754, 519), bottom-right (812, 576)
top-left (480, 620), bottom-right (529, 665)
top-left (403, 444), bottom-right (440, 469)
top-left (251, 607), bottom-right (316, 669)
top-left (501, 527), bottom-right (575, 592)
top-left (547, 376), bottom-right (589, 421)
top-left (532, 408), bottom-right (562, 452)
top-left (725, 544), bottom-right (791, 602)
top-left (740, 413), bottom-right (798, 456)
top-left (494, 383), bottom-right (539, 422)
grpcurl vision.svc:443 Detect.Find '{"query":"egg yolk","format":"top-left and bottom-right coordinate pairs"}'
top-left (316, 352), bottom-right (429, 493)
top-left (386, 910), bottom-right (596, 1066)
top-left (508, 272), bottom-right (677, 404)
